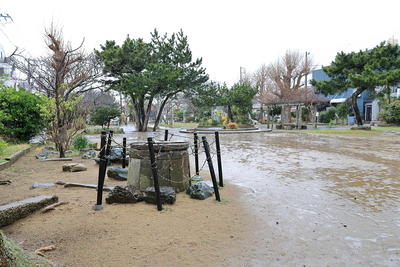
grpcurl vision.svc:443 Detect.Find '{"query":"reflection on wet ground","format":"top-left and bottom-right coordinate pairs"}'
top-left (92, 126), bottom-right (400, 265)
top-left (220, 131), bottom-right (400, 265)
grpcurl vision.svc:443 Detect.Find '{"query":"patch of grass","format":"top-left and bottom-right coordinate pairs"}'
top-left (159, 122), bottom-right (198, 128)
top-left (84, 127), bottom-right (124, 134)
top-left (350, 126), bottom-right (371, 130)
top-left (160, 207), bottom-right (174, 213)
top-left (0, 143), bottom-right (31, 162)
top-left (215, 198), bottom-right (229, 205)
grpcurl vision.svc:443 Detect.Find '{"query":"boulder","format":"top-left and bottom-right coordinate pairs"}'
top-left (107, 166), bottom-right (128, 181)
top-left (109, 148), bottom-right (124, 162)
top-left (186, 181), bottom-right (214, 200)
top-left (105, 185), bottom-right (143, 204)
top-left (62, 163), bottom-right (87, 172)
top-left (143, 186), bottom-right (176, 205)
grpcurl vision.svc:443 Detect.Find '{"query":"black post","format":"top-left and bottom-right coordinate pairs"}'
top-left (194, 133), bottom-right (199, 175)
top-left (122, 138), bottom-right (127, 169)
top-left (103, 130), bottom-right (113, 170)
top-left (148, 137), bottom-right (163, 211)
top-left (94, 130), bottom-right (107, 211)
top-left (202, 136), bottom-right (221, 201)
top-left (164, 130), bottom-right (169, 141)
top-left (215, 131), bottom-right (224, 187)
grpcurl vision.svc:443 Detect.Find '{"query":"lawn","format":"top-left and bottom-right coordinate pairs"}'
top-left (159, 122), bottom-right (198, 128)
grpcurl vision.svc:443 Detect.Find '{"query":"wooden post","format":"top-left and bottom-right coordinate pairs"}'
top-left (202, 136), bottom-right (220, 201)
top-left (94, 131), bottom-right (107, 211)
top-left (122, 138), bottom-right (127, 168)
top-left (215, 132), bottom-right (223, 187)
top-left (147, 137), bottom-right (163, 211)
top-left (194, 133), bottom-right (199, 176)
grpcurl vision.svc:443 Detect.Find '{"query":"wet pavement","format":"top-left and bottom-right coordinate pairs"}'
top-left (219, 130), bottom-right (400, 266)
top-left (90, 125), bottom-right (400, 266)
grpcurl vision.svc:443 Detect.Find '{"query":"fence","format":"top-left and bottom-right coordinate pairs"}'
top-left (94, 130), bottom-right (223, 211)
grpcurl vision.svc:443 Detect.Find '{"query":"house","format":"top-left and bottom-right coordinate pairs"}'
top-left (312, 68), bottom-right (371, 122)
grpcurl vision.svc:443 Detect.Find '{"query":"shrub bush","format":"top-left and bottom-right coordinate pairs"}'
top-left (350, 126), bottom-right (371, 130)
top-left (0, 139), bottom-right (8, 154)
top-left (319, 108), bottom-right (336, 123)
top-left (227, 122), bottom-right (238, 129)
top-left (72, 135), bottom-right (91, 150)
top-left (378, 100), bottom-right (400, 125)
top-left (185, 116), bottom-right (195, 123)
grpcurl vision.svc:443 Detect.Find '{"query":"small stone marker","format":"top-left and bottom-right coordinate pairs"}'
top-left (62, 163), bottom-right (87, 172)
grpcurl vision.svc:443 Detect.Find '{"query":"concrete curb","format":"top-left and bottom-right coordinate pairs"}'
top-left (0, 146), bottom-right (32, 171)
top-left (0, 195), bottom-right (58, 228)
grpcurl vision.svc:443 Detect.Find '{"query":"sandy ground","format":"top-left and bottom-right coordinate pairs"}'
top-left (0, 146), bottom-right (272, 267)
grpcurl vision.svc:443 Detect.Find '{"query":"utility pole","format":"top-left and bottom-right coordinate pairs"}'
top-left (305, 51), bottom-right (310, 89)
top-left (240, 66), bottom-right (246, 84)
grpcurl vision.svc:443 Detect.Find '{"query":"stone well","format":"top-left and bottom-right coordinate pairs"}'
top-left (127, 141), bottom-right (191, 192)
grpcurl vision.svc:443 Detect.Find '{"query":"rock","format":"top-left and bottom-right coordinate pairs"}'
top-left (0, 195), bottom-right (58, 227)
top-left (41, 158), bottom-right (73, 162)
top-left (94, 157), bottom-right (111, 165)
top-left (82, 153), bottom-right (92, 159)
top-left (186, 181), bottom-right (214, 200)
top-left (107, 166), bottom-right (128, 181)
top-left (62, 163), bottom-right (87, 172)
top-left (191, 175), bottom-right (203, 183)
top-left (89, 149), bottom-right (97, 158)
top-left (143, 186), bottom-right (176, 205)
top-left (35, 148), bottom-right (49, 159)
top-left (0, 180), bottom-right (11, 185)
top-left (105, 185), bottom-right (143, 204)
top-left (0, 231), bottom-right (53, 267)
top-left (32, 182), bottom-right (55, 188)
top-left (63, 183), bottom-right (114, 191)
top-left (109, 148), bottom-right (124, 162)
top-left (80, 149), bottom-right (97, 158)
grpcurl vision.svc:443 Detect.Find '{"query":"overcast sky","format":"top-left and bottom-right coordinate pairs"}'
top-left (1, 0), bottom-right (400, 86)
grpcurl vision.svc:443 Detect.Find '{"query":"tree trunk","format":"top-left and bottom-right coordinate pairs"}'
top-left (132, 95), bottom-right (147, 132)
top-left (259, 103), bottom-right (264, 123)
top-left (307, 103), bottom-right (314, 123)
top-left (352, 90), bottom-right (364, 126)
top-left (153, 96), bottom-right (171, 131)
top-left (283, 106), bottom-right (292, 124)
top-left (227, 106), bottom-right (234, 122)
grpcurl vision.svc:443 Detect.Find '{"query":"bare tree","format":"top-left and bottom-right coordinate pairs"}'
top-left (11, 24), bottom-right (103, 157)
top-left (252, 64), bottom-right (274, 123)
top-left (264, 50), bottom-right (318, 123)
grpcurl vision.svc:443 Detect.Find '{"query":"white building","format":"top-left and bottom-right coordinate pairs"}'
top-left (0, 43), bottom-right (29, 90)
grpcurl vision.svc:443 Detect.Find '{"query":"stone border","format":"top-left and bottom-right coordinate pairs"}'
top-left (0, 147), bottom-right (31, 171)
top-left (0, 195), bottom-right (59, 228)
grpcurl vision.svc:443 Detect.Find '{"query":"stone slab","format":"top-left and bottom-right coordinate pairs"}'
top-left (0, 195), bottom-right (58, 227)
top-left (63, 182), bottom-right (114, 191)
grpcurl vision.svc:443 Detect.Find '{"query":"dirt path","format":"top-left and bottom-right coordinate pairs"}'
top-left (0, 146), bottom-right (273, 267)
